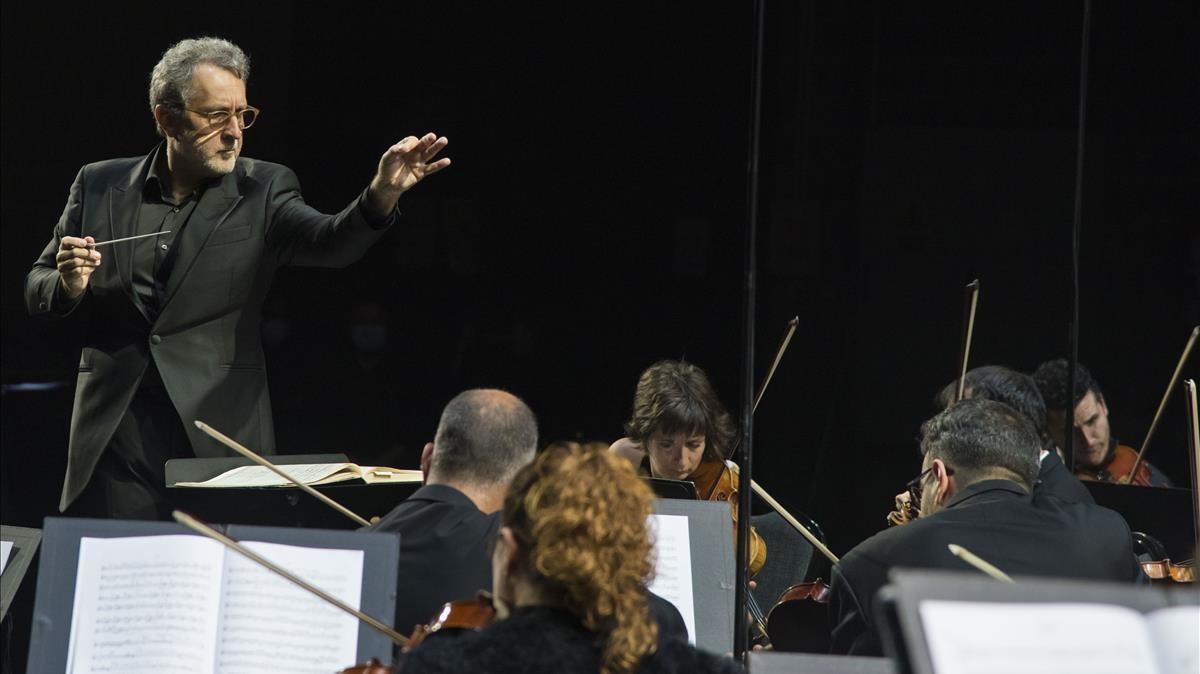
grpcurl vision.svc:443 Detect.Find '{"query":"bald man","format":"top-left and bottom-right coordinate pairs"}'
top-left (366, 389), bottom-right (538, 634)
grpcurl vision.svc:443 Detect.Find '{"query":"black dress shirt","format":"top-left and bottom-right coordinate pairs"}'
top-left (366, 484), bottom-right (501, 633)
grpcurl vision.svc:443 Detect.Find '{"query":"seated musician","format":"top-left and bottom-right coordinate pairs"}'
top-left (609, 359), bottom-right (765, 575)
top-left (1032, 359), bottom-right (1172, 487)
top-left (366, 389), bottom-right (538, 634)
top-left (831, 398), bottom-right (1144, 655)
top-left (935, 366), bottom-right (1094, 505)
top-left (400, 444), bottom-right (742, 673)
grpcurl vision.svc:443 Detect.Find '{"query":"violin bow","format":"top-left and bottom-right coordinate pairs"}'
top-left (729, 316), bottom-right (841, 564)
top-left (955, 280), bottom-right (981, 403)
top-left (1183, 380), bottom-right (1199, 557)
top-left (753, 317), bottom-right (799, 414)
top-left (194, 420), bottom-right (372, 527)
top-left (172, 510), bottom-right (410, 646)
top-left (1122, 326), bottom-right (1199, 484)
top-left (948, 544), bottom-right (1013, 583)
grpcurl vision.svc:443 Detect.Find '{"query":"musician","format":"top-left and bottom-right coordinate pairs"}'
top-left (933, 366), bottom-right (1094, 505)
top-left (400, 444), bottom-right (742, 673)
top-left (1032, 359), bottom-right (1172, 486)
top-left (24, 36), bottom-right (450, 519)
top-left (831, 398), bottom-right (1144, 655)
top-left (609, 359), bottom-right (766, 574)
top-left (366, 389), bottom-right (537, 636)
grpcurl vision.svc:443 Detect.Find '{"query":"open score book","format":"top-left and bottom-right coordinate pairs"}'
top-left (65, 534), bottom-right (365, 674)
top-left (174, 463), bottom-right (423, 488)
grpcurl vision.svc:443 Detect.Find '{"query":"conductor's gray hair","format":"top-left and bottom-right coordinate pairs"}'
top-left (149, 37), bottom-right (249, 136)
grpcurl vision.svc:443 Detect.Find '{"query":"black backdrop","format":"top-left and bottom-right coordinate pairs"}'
top-left (3, 1), bottom-right (1197, 558)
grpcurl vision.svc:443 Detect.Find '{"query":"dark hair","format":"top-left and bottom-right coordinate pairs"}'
top-left (1031, 359), bottom-right (1104, 411)
top-left (919, 398), bottom-right (1041, 489)
top-left (935, 366), bottom-right (1051, 451)
top-left (623, 360), bottom-right (735, 463)
top-left (431, 389), bottom-right (538, 486)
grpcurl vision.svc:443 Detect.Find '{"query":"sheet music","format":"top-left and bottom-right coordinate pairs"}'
top-left (1147, 605), bottom-right (1200, 674)
top-left (920, 600), bottom-right (1164, 674)
top-left (175, 463), bottom-right (352, 488)
top-left (0, 539), bottom-right (11, 575)
top-left (646, 513), bottom-right (697, 644)
top-left (215, 541), bottom-right (364, 673)
top-left (66, 535), bottom-right (224, 674)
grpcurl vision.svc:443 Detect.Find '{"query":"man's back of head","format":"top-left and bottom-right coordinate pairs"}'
top-left (935, 365), bottom-right (1052, 452)
top-left (920, 397), bottom-right (1042, 492)
top-left (428, 389), bottom-right (538, 492)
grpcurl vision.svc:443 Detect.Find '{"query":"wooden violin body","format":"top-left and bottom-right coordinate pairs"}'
top-left (1140, 559), bottom-right (1195, 584)
top-left (1075, 444), bottom-right (1153, 486)
top-left (764, 579), bottom-right (832, 653)
top-left (690, 457), bottom-right (767, 575)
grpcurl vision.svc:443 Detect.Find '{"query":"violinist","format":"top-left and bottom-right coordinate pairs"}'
top-left (1032, 359), bottom-right (1173, 487)
top-left (400, 444), bottom-right (742, 674)
top-left (365, 389), bottom-right (538, 634)
top-left (609, 360), bottom-right (766, 575)
top-left (832, 399), bottom-right (1143, 655)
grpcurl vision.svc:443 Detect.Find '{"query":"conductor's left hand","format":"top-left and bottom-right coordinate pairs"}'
top-left (366, 132), bottom-right (451, 216)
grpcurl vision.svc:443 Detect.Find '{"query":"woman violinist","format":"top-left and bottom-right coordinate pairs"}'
top-left (610, 360), bottom-right (766, 576)
top-left (400, 444), bottom-right (741, 674)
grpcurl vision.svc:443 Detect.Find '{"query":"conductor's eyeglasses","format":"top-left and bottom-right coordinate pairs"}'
top-left (186, 106), bottom-right (260, 130)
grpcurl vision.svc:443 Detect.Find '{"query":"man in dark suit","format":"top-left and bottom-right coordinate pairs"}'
top-left (366, 389), bottom-right (536, 633)
top-left (25, 37), bottom-right (450, 519)
top-left (940, 366), bottom-right (1095, 505)
top-left (832, 398), bottom-right (1144, 655)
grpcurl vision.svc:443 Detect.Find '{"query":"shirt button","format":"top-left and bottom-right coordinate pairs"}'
top-left (161, 243), bottom-right (169, 251)
top-left (150, 334), bottom-right (163, 345)
top-left (172, 207), bottom-right (180, 213)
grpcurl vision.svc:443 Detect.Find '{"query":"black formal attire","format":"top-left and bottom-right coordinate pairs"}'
top-left (365, 483), bottom-right (691, 647)
top-left (829, 479), bottom-right (1142, 655)
top-left (366, 484), bottom-right (500, 633)
top-left (25, 145), bottom-right (394, 517)
top-left (1034, 450), bottom-right (1095, 505)
top-left (400, 605), bottom-right (742, 674)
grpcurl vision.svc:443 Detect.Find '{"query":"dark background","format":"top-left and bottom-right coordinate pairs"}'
top-left (3, 1), bottom-right (1197, 561)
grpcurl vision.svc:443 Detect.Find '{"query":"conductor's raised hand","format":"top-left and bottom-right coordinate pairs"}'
top-left (366, 132), bottom-right (451, 216)
top-left (56, 236), bottom-right (100, 299)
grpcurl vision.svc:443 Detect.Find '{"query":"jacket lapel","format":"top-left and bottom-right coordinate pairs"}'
top-left (157, 169), bottom-right (242, 313)
top-left (108, 152), bottom-right (154, 323)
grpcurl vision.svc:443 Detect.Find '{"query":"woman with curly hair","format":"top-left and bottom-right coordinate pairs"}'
top-left (401, 444), bottom-right (741, 674)
top-left (610, 360), bottom-right (765, 575)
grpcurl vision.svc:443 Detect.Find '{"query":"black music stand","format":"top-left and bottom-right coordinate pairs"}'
top-left (1083, 481), bottom-right (1196, 560)
top-left (0, 525), bottom-right (40, 620)
top-left (166, 454), bottom-right (421, 528)
top-left (27, 517), bottom-right (400, 673)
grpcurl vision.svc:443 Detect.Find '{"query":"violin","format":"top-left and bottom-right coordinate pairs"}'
top-left (407, 594), bottom-right (498, 648)
top-left (340, 594), bottom-right (498, 673)
top-left (1139, 559), bottom-right (1196, 584)
top-left (1075, 444), bottom-right (1153, 486)
top-left (690, 456), bottom-right (767, 576)
top-left (764, 579), bottom-right (832, 653)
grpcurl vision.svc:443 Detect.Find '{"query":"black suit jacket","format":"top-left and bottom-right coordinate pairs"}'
top-left (1035, 450), bottom-right (1095, 505)
top-left (26, 147), bottom-right (392, 510)
top-left (829, 479), bottom-right (1142, 655)
top-left (366, 484), bottom-right (501, 633)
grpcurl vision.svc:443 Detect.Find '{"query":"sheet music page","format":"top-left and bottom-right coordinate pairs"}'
top-left (646, 513), bottom-right (697, 643)
top-left (175, 463), bottom-right (353, 488)
top-left (214, 540), bottom-right (364, 673)
top-left (919, 600), bottom-right (1161, 674)
top-left (65, 534), bottom-right (224, 674)
top-left (0, 539), bottom-right (12, 575)
top-left (1147, 605), bottom-right (1200, 674)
